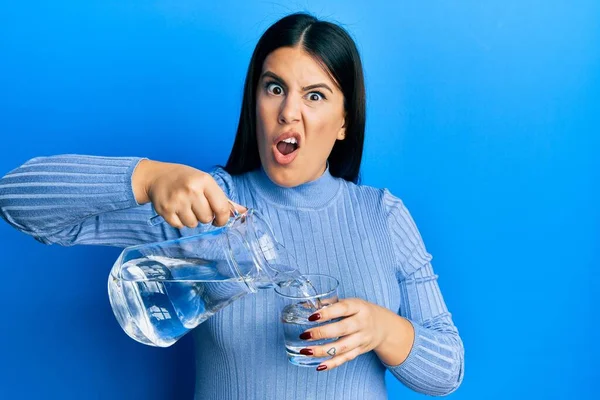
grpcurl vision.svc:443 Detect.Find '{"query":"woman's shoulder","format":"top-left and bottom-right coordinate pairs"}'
top-left (208, 166), bottom-right (257, 204)
top-left (342, 179), bottom-right (406, 216)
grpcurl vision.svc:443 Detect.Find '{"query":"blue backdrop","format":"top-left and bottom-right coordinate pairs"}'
top-left (0, 1), bottom-right (598, 399)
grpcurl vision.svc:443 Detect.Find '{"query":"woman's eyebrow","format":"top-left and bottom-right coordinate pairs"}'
top-left (302, 83), bottom-right (333, 94)
top-left (261, 71), bottom-right (287, 88)
top-left (260, 71), bottom-right (333, 94)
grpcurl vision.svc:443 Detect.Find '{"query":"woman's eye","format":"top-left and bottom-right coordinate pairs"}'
top-left (266, 82), bottom-right (283, 95)
top-left (306, 92), bottom-right (325, 102)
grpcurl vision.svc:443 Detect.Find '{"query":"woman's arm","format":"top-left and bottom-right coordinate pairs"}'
top-left (282, 190), bottom-right (464, 395)
top-left (381, 190), bottom-right (464, 396)
top-left (0, 155), bottom-right (236, 248)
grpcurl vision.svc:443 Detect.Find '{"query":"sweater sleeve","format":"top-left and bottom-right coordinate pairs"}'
top-left (0, 154), bottom-right (235, 248)
top-left (382, 189), bottom-right (464, 396)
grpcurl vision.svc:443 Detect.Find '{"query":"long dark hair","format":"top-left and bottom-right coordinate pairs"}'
top-left (224, 12), bottom-right (366, 183)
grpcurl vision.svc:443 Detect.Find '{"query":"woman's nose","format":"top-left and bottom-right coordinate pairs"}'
top-left (278, 95), bottom-right (300, 124)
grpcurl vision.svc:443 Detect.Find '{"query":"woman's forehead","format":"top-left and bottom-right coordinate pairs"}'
top-left (262, 47), bottom-right (337, 87)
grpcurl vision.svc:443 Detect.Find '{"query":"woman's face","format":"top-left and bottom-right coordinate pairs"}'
top-left (256, 46), bottom-right (346, 187)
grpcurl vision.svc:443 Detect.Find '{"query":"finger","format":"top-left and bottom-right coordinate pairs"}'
top-left (212, 203), bottom-right (232, 227)
top-left (308, 299), bottom-right (361, 323)
top-left (300, 315), bottom-right (360, 341)
top-left (162, 212), bottom-right (184, 229)
top-left (316, 346), bottom-right (363, 372)
top-left (300, 332), bottom-right (362, 359)
top-left (191, 195), bottom-right (214, 225)
top-left (176, 208), bottom-right (199, 229)
top-left (203, 181), bottom-right (231, 227)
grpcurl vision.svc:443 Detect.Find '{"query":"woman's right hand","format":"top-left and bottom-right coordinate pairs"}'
top-left (132, 159), bottom-right (246, 228)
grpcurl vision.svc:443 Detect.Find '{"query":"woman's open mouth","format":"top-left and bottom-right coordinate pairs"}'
top-left (273, 133), bottom-right (300, 165)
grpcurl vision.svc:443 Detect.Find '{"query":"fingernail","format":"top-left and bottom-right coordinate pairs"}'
top-left (299, 332), bottom-right (312, 340)
top-left (299, 348), bottom-right (313, 356)
top-left (316, 365), bottom-right (327, 371)
top-left (308, 313), bottom-right (321, 321)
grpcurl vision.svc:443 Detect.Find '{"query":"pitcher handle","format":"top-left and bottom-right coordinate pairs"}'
top-left (148, 200), bottom-right (241, 227)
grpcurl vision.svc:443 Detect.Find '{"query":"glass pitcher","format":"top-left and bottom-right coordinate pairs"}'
top-left (107, 209), bottom-right (301, 348)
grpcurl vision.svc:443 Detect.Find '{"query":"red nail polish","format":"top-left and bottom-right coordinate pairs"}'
top-left (299, 332), bottom-right (312, 340)
top-left (316, 365), bottom-right (327, 371)
top-left (299, 348), bottom-right (313, 356)
top-left (308, 313), bottom-right (321, 321)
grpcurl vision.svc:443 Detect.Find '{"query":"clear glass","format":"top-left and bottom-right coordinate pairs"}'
top-left (275, 274), bottom-right (340, 367)
top-left (108, 209), bottom-right (302, 347)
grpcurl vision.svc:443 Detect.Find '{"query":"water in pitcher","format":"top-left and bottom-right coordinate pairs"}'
top-left (109, 254), bottom-right (319, 347)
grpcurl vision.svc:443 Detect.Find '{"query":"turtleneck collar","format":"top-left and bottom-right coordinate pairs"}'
top-left (247, 164), bottom-right (342, 210)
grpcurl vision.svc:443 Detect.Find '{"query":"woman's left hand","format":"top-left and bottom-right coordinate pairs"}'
top-left (298, 298), bottom-right (396, 371)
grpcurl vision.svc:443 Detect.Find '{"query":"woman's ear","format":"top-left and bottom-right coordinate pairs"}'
top-left (337, 117), bottom-right (346, 140)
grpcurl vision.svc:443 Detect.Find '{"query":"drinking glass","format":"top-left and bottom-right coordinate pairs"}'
top-left (275, 274), bottom-right (340, 367)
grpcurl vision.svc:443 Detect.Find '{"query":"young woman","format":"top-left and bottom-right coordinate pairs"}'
top-left (0, 13), bottom-right (464, 399)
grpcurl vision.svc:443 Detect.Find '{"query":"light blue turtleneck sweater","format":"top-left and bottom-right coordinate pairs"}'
top-left (0, 155), bottom-right (464, 399)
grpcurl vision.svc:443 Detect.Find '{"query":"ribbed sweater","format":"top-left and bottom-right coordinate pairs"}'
top-left (0, 155), bottom-right (464, 399)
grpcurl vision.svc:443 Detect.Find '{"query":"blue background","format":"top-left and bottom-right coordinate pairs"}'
top-left (0, 1), bottom-right (598, 399)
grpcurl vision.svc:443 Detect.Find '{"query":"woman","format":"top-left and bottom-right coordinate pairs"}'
top-left (0, 13), bottom-right (464, 399)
